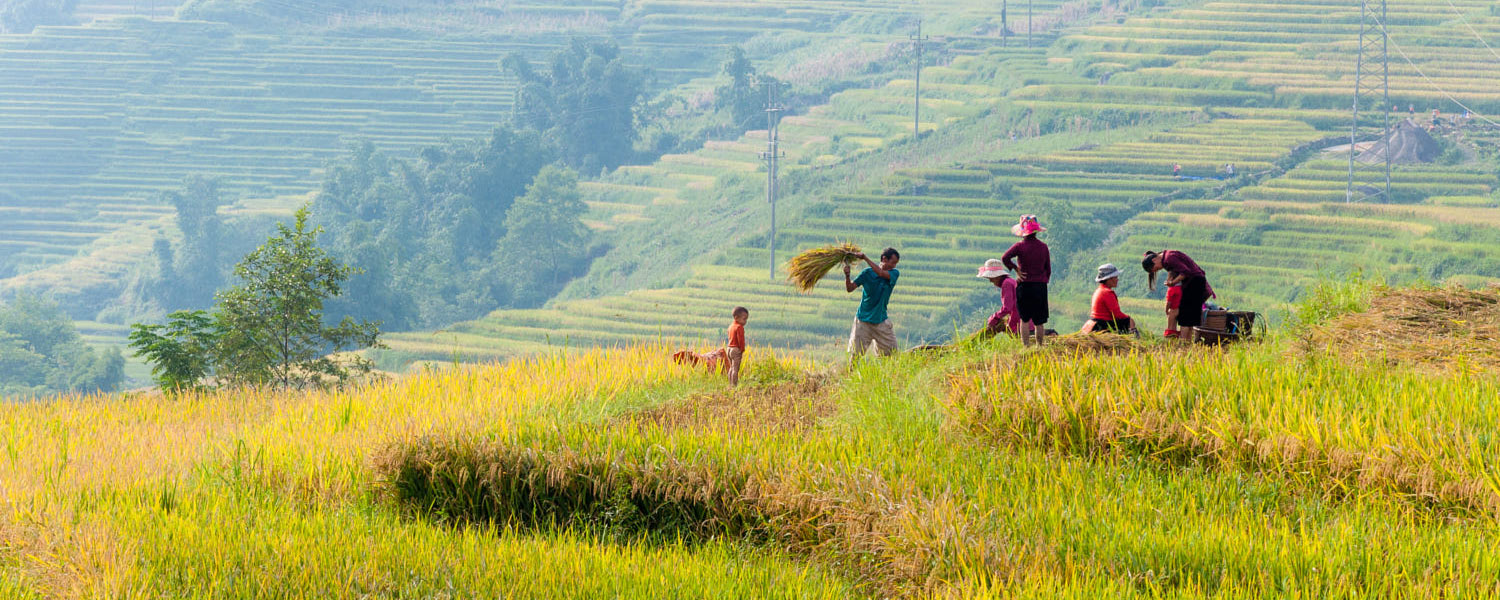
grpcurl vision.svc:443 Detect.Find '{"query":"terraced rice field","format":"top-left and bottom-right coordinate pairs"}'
top-left (2, 0), bottom-right (1074, 307)
top-left (580, 49), bottom-right (1061, 230)
top-left (383, 116), bottom-right (1325, 364)
top-left (0, 19), bottom-right (535, 297)
top-left (1063, 0), bottom-right (1500, 112)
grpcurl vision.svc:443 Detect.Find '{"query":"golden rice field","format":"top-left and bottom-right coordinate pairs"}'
top-left (5, 287), bottom-right (1500, 597)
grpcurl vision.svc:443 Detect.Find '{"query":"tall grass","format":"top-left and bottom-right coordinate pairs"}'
top-left (8, 299), bottom-right (1500, 597)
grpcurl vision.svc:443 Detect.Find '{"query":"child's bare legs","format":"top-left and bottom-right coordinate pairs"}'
top-left (725, 347), bottom-right (743, 386)
top-left (1033, 323), bottom-right (1046, 346)
top-left (1165, 308), bottom-right (1179, 338)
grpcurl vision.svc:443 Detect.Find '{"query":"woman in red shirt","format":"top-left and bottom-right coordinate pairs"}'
top-left (1087, 263), bottom-right (1135, 335)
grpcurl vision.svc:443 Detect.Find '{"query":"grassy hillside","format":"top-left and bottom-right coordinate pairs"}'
top-left (7, 285), bottom-right (1500, 596)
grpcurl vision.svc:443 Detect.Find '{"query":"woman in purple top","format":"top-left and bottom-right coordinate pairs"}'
top-left (1002, 215), bottom-right (1050, 347)
top-left (975, 259), bottom-right (1019, 334)
top-left (1142, 249), bottom-right (1210, 343)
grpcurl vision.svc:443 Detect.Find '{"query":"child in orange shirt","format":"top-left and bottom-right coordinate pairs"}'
top-left (725, 307), bottom-right (748, 386)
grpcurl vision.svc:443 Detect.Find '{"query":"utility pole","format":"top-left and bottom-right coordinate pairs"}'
top-left (760, 82), bottom-right (785, 281)
top-left (1346, 0), bottom-right (1391, 203)
top-left (1001, 0), bottom-right (1008, 47)
top-left (910, 19), bottom-right (929, 138)
top-left (1027, 0), bottom-right (1033, 48)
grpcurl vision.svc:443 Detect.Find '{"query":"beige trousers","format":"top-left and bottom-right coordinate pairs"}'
top-left (725, 346), bottom-right (744, 383)
top-left (848, 319), bottom-right (897, 357)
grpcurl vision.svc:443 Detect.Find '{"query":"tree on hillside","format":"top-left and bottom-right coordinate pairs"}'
top-left (493, 165), bottom-right (590, 307)
top-left (0, 0), bottom-right (78, 34)
top-left (212, 207), bottom-right (382, 389)
top-left (156, 175), bottom-right (231, 307)
top-left (0, 294), bottom-right (123, 397)
top-left (502, 39), bottom-right (645, 174)
top-left (312, 129), bottom-right (556, 330)
top-left (715, 46), bottom-right (780, 135)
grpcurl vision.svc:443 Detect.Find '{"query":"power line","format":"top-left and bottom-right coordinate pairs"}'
top-left (1442, 0), bottom-right (1500, 63)
top-left (1375, 15), bottom-right (1500, 128)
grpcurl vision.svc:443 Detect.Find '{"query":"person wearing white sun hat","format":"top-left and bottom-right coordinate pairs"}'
top-left (975, 258), bottom-right (1019, 335)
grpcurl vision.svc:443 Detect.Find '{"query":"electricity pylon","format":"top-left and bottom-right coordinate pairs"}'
top-left (1346, 0), bottom-right (1392, 203)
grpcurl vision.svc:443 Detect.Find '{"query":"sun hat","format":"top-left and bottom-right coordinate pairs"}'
top-left (1010, 214), bottom-right (1046, 237)
top-left (976, 258), bottom-right (1010, 279)
top-left (1096, 263), bottom-right (1123, 283)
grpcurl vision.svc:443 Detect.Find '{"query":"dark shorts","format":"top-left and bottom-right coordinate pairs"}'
top-left (1176, 276), bottom-right (1209, 328)
top-left (1090, 317), bottom-right (1133, 334)
top-left (1016, 281), bottom-right (1049, 325)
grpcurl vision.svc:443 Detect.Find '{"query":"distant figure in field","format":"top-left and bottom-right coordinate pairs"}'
top-left (1002, 215), bottom-right (1050, 347)
top-left (670, 306), bottom-right (748, 384)
top-left (1224, 163), bottom-right (1235, 177)
top-left (1431, 108), bottom-right (1442, 130)
top-left (1143, 249), bottom-right (1210, 344)
top-left (1173, 163), bottom-right (1181, 177)
top-left (976, 258), bottom-right (1019, 335)
top-left (845, 248), bottom-right (901, 357)
top-left (1083, 263), bottom-right (1136, 335)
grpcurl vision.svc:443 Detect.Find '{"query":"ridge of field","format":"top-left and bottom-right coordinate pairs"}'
top-left (72, 0), bottom-right (189, 23)
top-left (0, 0), bottom-right (1078, 313)
top-left (380, 113), bottom-right (1327, 365)
top-left (8, 314), bottom-right (1500, 595)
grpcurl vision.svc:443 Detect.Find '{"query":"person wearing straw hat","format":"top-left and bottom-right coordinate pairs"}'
top-left (1085, 263), bottom-right (1136, 335)
top-left (1002, 215), bottom-right (1051, 347)
top-left (1143, 249), bottom-right (1210, 343)
top-left (976, 259), bottom-right (1019, 335)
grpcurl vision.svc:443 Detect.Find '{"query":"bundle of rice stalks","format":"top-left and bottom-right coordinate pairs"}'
top-left (1053, 333), bottom-right (1142, 355)
top-left (1304, 285), bottom-right (1500, 371)
top-left (785, 242), bottom-right (862, 292)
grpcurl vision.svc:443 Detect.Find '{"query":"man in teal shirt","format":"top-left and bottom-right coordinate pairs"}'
top-left (843, 247), bottom-right (901, 357)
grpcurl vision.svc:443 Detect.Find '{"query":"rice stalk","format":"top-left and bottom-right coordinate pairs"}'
top-left (786, 243), bottom-right (862, 293)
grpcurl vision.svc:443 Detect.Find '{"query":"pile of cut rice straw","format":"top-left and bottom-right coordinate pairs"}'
top-left (1305, 284), bottom-right (1500, 372)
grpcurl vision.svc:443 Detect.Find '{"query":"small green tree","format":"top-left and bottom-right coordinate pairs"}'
top-left (213, 206), bottom-right (382, 389)
top-left (493, 165), bottom-right (590, 307)
top-left (127, 310), bottom-right (218, 393)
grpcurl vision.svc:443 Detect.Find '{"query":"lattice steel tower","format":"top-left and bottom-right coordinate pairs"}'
top-left (1346, 0), bottom-right (1392, 203)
